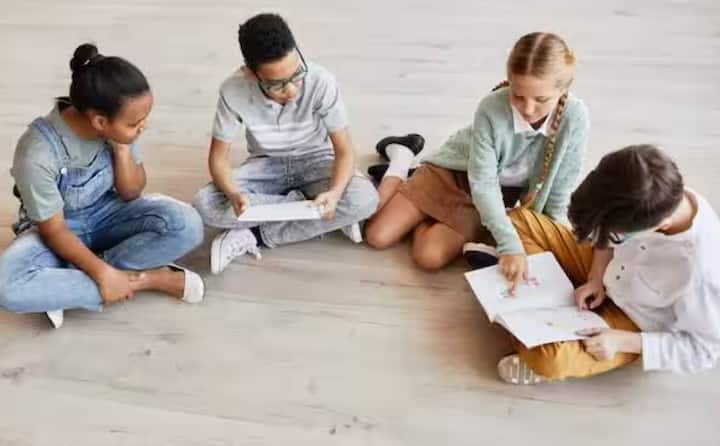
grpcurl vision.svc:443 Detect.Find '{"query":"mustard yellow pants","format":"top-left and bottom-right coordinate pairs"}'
top-left (508, 208), bottom-right (640, 380)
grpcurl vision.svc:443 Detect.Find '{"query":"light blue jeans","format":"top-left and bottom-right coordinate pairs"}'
top-left (0, 193), bottom-right (204, 313)
top-left (192, 152), bottom-right (379, 247)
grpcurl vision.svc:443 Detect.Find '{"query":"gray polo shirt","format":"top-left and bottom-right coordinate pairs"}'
top-left (212, 62), bottom-right (348, 157)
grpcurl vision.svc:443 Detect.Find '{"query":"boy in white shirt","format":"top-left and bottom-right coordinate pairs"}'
top-left (495, 144), bottom-right (720, 384)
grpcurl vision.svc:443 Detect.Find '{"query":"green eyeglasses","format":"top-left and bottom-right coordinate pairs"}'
top-left (256, 49), bottom-right (308, 94)
top-left (608, 231), bottom-right (641, 245)
top-left (590, 228), bottom-right (655, 245)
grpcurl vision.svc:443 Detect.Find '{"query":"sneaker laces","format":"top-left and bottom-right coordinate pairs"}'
top-left (226, 230), bottom-right (262, 260)
top-left (499, 354), bottom-right (544, 385)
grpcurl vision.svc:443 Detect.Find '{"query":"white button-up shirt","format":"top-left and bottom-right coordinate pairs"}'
top-left (605, 190), bottom-right (720, 373)
top-left (498, 103), bottom-right (557, 187)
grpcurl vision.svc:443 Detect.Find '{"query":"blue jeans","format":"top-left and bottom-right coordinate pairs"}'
top-left (0, 193), bottom-right (204, 313)
top-left (192, 152), bottom-right (379, 247)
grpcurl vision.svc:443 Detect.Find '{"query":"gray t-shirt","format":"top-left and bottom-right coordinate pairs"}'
top-left (212, 62), bottom-right (348, 157)
top-left (10, 100), bottom-right (142, 222)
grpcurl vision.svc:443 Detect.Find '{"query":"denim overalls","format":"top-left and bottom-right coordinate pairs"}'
top-left (13, 116), bottom-right (115, 235)
top-left (0, 114), bottom-right (203, 313)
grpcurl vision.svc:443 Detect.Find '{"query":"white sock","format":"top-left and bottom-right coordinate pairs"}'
top-left (384, 144), bottom-right (415, 180)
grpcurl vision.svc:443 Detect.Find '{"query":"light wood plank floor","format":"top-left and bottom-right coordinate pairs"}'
top-left (0, 1), bottom-right (719, 444)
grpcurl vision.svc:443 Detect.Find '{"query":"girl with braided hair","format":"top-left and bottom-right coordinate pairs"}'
top-left (365, 33), bottom-right (589, 281)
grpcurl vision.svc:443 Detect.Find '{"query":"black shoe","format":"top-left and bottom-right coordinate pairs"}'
top-left (367, 163), bottom-right (417, 183)
top-left (463, 242), bottom-right (499, 270)
top-left (375, 133), bottom-right (425, 161)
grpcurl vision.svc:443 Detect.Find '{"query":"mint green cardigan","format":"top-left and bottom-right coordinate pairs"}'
top-left (424, 87), bottom-right (590, 255)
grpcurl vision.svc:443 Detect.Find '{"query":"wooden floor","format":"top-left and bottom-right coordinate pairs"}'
top-left (1, 1), bottom-right (719, 444)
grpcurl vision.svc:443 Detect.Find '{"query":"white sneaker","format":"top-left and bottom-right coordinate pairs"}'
top-left (168, 264), bottom-right (206, 303)
top-left (341, 223), bottom-right (363, 244)
top-left (46, 310), bottom-right (64, 329)
top-left (210, 228), bottom-right (262, 275)
top-left (497, 354), bottom-right (545, 385)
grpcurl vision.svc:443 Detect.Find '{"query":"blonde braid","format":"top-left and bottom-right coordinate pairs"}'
top-left (521, 91), bottom-right (569, 207)
top-left (492, 80), bottom-right (510, 91)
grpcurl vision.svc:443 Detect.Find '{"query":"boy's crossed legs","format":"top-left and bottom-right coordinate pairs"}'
top-left (193, 153), bottom-right (378, 273)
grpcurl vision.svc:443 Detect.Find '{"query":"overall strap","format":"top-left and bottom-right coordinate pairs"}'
top-left (29, 117), bottom-right (71, 166)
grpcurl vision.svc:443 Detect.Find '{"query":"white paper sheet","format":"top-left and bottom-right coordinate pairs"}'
top-left (236, 201), bottom-right (322, 222)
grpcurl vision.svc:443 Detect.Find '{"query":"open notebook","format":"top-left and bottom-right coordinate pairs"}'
top-left (464, 252), bottom-right (608, 348)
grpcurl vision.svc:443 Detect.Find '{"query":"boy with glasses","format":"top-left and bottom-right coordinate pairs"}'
top-left (193, 13), bottom-right (378, 274)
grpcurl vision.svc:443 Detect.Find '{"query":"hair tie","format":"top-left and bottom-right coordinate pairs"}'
top-left (82, 54), bottom-right (105, 67)
top-left (565, 49), bottom-right (576, 64)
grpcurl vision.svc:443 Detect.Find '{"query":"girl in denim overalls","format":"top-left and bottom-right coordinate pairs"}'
top-left (0, 43), bottom-right (206, 328)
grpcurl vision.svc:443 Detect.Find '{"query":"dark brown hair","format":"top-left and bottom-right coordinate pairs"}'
top-left (569, 144), bottom-right (685, 248)
top-left (238, 13), bottom-right (296, 71)
top-left (69, 43), bottom-right (150, 119)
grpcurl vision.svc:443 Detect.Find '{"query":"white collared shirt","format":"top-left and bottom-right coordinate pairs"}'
top-left (511, 103), bottom-right (555, 136)
top-left (605, 190), bottom-right (720, 374)
top-left (498, 103), bottom-right (557, 187)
